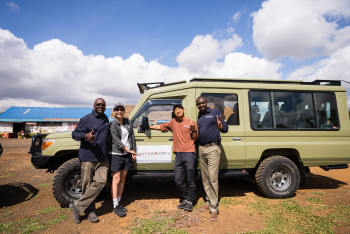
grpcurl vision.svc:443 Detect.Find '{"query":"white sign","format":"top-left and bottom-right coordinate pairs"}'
top-left (136, 145), bottom-right (172, 164)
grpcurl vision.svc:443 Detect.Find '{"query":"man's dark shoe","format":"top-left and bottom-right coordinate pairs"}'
top-left (113, 205), bottom-right (126, 217)
top-left (210, 211), bottom-right (218, 221)
top-left (183, 202), bottom-right (193, 212)
top-left (69, 203), bottom-right (81, 224)
top-left (198, 203), bottom-right (209, 212)
top-left (87, 211), bottom-right (99, 223)
top-left (177, 201), bottom-right (187, 210)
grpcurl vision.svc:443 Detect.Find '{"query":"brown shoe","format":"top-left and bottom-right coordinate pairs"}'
top-left (198, 203), bottom-right (209, 212)
top-left (210, 211), bottom-right (218, 221)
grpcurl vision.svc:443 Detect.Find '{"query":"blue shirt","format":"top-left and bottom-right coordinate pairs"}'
top-left (197, 107), bottom-right (228, 145)
top-left (72, 111), bottom-right (110, 162)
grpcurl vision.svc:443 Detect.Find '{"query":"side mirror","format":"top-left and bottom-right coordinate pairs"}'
top-left (138, 116), bottom-right (149, 133)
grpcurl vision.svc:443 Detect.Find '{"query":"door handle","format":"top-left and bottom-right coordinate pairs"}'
top-left (135, 139), bottom-right (144, 141)
top-left (232, 137), bottom-right (242, 141)
top-left (168, 138), bottom-right (173, 141)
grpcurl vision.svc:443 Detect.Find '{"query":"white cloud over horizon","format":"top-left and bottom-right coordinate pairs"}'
top-left (0, 28), bottom-right (283, 112)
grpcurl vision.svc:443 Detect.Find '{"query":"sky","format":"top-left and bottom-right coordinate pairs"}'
top-left (0, 0), bottom-right (350, 112)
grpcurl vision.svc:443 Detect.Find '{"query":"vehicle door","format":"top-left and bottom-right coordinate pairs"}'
top-left (196, 89), bottom-right (246, 169)
top-left (131, 99), bottom-right (181, 170)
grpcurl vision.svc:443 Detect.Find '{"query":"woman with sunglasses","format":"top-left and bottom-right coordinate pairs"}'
top-left (109, 102), bottom-right (138, 217)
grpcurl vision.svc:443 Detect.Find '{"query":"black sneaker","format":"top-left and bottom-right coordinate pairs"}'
top-left (119, 204), bottom-right (127, 212)
top-left (69, 203), bottom-right (81, 224)
top-left (183, 202), bottom-right (193, 212)
top-left (113, 204), bottom-right (126, 217)
top-left (177, 201), bottom-right (187, 209)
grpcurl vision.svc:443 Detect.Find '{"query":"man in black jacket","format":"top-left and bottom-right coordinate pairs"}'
top-left (69, 98), bottom-right (110, 224)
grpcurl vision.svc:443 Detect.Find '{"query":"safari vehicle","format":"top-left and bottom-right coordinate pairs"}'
top-left (29, 78), bottom-right (350, 207)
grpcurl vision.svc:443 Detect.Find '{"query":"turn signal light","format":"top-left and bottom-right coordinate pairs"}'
top-left (42, 139), bottom-right (55, 150)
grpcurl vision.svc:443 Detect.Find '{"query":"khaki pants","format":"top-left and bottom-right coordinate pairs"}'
top-left (199, 145), bottom-right (221, 212)
top-left (74, 161), bottom-right (109, 213)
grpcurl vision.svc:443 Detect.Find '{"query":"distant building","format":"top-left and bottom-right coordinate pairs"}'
top-left (0, 106), bottom-right (135, 137)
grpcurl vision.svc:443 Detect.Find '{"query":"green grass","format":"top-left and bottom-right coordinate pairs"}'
top-left (306, 197), bottom-right (323, 204)
top-left (37, 206), bottom-right (58, 214)
top-left (247, 198), bottom-right (341, 233)
top-left (130, 210), bottom-right (190, 234)
top-left (219, 197), bottom-right (243, 207)
top-left (0, 208), bottom-right (68, 234)
top-left (0, 173), bottom-right (13, 178)
top-left (312, 191), bottom-right (325, 196)
top-left (328, 204), bottom-right (350, 223)
top-left (2, 211), bottom-right (14, 217)
top-left (39, 183), bottom-right (49, 188)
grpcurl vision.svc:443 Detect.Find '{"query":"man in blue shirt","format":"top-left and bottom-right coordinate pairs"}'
top-left (196, 96), bottom-right (228, 221)
top-left (69, 98), bottom-right (110, 224)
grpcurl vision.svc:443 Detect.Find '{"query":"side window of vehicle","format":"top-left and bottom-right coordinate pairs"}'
top-left (273, 92), bottom-right (294, 129)
top-left (294, 92), bottom-right (316, 129)
top-left (250, 91), bottom-right (338, 130)
top-left (133, 105), bottom-right (174, 129)
top-left (250, 91), bottom-right (272, 129)
top-left (315, 92), bottom-right (339, 129)
top-left (201, 93), bottom-right (239, 125)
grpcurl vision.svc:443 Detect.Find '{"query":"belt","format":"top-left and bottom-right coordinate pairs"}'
top-left (199, 142), bottom-right (219, 147)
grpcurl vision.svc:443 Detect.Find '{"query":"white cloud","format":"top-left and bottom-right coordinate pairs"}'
top-left (176, 34), bottom-right (243, 72)
top-left (232, 11), bottom-right (241, 23)
top-left (0, 28), bottom-right (283, 112)
top-left (6, 1), bottom-right (19, 12)
top-left (287, 45), bottom-right (350, 108)
top-left (252, 0), bottom-right (350, 60)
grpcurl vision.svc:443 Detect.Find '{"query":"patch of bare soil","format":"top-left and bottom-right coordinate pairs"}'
top-left (0, 138), bottom-right (349, 233)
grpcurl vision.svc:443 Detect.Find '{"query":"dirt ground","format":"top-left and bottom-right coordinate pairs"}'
top-left (0, 138), bottom-right (350, 233)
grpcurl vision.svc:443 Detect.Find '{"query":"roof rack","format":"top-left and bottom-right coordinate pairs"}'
top-left (137, 80), bottom-right (186, 94)
top-left (190, 77), bottom-right (303, 84)
top-left (137, 78), bottom-right (343, 94)
top-left (309, 80), bottom-right (341, 86)
top-left (190, 78), bottom-right (342, 86)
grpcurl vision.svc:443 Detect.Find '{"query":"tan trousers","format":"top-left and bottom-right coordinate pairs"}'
top-left (74, 161), bottom-right (109, 213)
top-left (199, 144), bottom-right (221, 212)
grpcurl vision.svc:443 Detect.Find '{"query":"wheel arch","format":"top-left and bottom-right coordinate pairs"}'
top-left (46, 150), bottom-right (79, 172)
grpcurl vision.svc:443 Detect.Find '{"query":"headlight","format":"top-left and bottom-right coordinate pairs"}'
top-left (42, 139), bottom-right (55, 150)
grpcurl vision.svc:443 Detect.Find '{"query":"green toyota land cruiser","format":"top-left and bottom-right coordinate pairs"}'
top-left (29, 78), bottom-right (350, 207)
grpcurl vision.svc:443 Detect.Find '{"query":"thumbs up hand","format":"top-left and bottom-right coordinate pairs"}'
top-left (189, 118), bottom-right (196, 131)
top-left (86, 129), bottom-right (96, 142)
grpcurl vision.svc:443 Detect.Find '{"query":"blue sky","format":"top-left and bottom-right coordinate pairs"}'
top-left (0, 0), bottom-right (350, 111)
top-left (1, 1), bottom-right (261, 65)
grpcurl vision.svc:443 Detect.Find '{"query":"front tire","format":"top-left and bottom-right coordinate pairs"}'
top-left (52, 158), bottom-right (82, 207)
top-left (255, 156), bottom-right (300, 198)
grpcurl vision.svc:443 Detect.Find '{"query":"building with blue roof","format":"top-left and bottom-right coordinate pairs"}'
top-left (0, 107), bottom-right (113, 136)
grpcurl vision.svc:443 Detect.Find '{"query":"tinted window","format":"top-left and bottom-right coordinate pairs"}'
top-left (250, 91), bottom-right (272, 129)
top-left (315, 92), bottom-right (339, 129)
top-left (249, 91), bottom-right (338, 130)
top-left (201, 93), bottom-right (239, 125)
top-left (133, 105), bottom-right (174, 129)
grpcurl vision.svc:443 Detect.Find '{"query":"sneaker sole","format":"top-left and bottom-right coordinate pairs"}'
top-left (113, 210), bottom-right (126, 217)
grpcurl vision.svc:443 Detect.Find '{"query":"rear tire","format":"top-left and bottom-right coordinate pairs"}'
top-left (52, 158), bottom-right (82, 207)
top-left (255, 156), bottom-right (300, 198)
